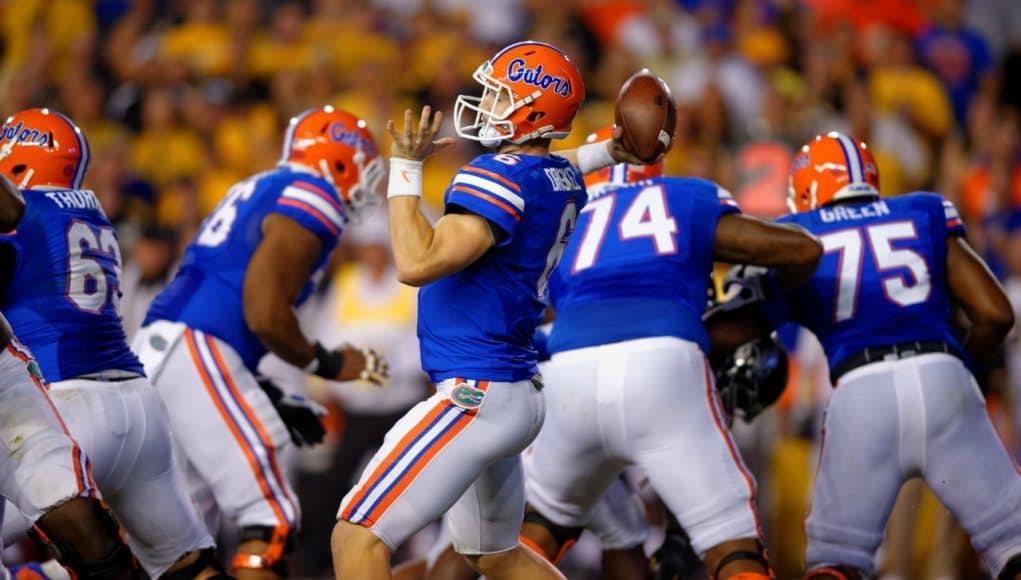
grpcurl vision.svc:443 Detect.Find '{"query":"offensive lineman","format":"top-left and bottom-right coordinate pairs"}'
top-left (0, 109), bottom-right (220, 579)
top-left (720, 132), bottom-right (1021, 579)
top-left (519, 130), bottom-right (823, 579)
top-left (332, 41), bottom-right (643, 580)
top-left (134, 107), bottom-right (388, 579)
top-left (0, 165), bottom-right (139, 579)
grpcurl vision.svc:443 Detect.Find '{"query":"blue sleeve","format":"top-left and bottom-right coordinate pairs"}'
top-left (445, 162), bottom-right (524, 247)
top-left (923, 194), bottom-right (966, 238)
top-left (270, 177), bottom-right (346, 249)
top-left (968, 31), bottom-right (993, 74)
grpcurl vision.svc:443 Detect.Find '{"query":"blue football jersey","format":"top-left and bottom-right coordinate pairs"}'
top-left (548, 176), bottom-right (740, 354)
top-left (0, 188), bottom-right (143, 381)
top-left (417, 153), bottom-right (586, 382)
top-left (773, 193), bottom-right (965, 370)
top-left (145, 166), bottom-right (345, 370)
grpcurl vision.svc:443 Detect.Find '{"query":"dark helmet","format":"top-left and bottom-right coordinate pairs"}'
top-left (714, 335), bottom-right (789, 426)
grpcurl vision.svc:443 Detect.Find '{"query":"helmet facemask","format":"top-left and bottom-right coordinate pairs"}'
top-left (454, 61), bottom-right (541, 147)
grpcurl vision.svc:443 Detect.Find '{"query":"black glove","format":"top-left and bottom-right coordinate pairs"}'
top-left (648, 515), bottom-right (706, 580)
top-left (257, 376), bottom-right (327, 447)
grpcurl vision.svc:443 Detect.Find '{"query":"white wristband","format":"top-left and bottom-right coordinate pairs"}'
top-left (576, 140), bottom-right (616, 174)
top-left (387, 157), bottom-right (423, 199)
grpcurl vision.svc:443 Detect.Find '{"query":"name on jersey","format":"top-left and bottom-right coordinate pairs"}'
top-left (507, 59), bottom-right (572, 97)
top-left (544, 167), bottom-right (581, 192)
top-left (45, 189), bottom-right (102, 211)
top-left (819, 200), bottom-right (890, 223)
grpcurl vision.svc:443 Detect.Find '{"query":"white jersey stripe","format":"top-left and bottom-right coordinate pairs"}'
top-left (453, 174), bottom-right (526, 212)
top-left (194, 332), bottom-right (298, 524)
top-left (282, 186), bottom-right (345, 229)
top-left (834, 134), bottom-right (863, 183)
top-left (350, 405), bottom-right (463, 523)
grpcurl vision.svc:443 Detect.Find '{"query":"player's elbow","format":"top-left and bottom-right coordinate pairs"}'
top-left (243, 298), bottom-right (281, 341)
top-left (395, 263), bottom-right (430, 287)
top-left (794, 235), bottom-right (823, 270)
top-left (974, 302), bottom-right (1016, 340)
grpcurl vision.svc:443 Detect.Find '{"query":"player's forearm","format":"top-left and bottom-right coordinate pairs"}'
top-left (559, 140), bottom-right (617, 174)
top-left (947, 237), bottom-right (1015, 360)
top-left (388, 196), bottom-right (442, 286)
top-left (962, 311), bottom-right (1014, 361)
top-left (963, 323), bottom-right (1011, 362)
top-left (714, 216), bottom-right (823, 289)
top-left (244, 295), bottom-right (316, 368)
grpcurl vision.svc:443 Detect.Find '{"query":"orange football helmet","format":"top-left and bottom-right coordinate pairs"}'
top-left (582, 126), bottom-right (663, 193)
top-left (788, 132), bottom-right (880, 213)
top-left (454, 40), bottom-right (585, 146)
top-left (280, 106), bottom-right (383, 221)
top-left (0, 108), bottom-right (90, 190)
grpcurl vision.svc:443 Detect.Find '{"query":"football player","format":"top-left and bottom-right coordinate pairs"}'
top-left (394, 327), bottom-right (653, 580)
top-left (0, 170), bottom-right (139, 579)
top-left (518, 128), bottom-right (822, 579)
top-left (134, 106), bottom-right (388, 579)
top-left (720, 132), bottom-right (1021, 580)
top-left (0, 109), bottom-right (222, 579)
top-left (332, 41), bottom-right (642, 580)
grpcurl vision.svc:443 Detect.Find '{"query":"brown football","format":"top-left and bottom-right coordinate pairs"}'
top-left (614, 69), bottom-right (677, 163)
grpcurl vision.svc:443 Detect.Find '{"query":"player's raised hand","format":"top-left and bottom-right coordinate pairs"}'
top-left (387, 106), bottom-right (456, 162)
top-left (334, 345), bottom-right (390, 385)
top-left (609, 126), bottom-right (662, 165)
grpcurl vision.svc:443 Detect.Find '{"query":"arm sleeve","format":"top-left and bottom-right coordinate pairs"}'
top-left (444, 165), bottom-right (525, 247)
top-left (939, 197), bottom-right (966, 238)
top-left (270, 179), bottom-right (347, 249)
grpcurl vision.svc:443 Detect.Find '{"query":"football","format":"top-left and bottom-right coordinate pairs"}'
top-left (614, 69), bottom-right (677, 163)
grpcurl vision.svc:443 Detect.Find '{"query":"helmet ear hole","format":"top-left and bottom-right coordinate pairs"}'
top-left (527, 111), bottom-right (545, 123)
top-left (334, 161), bottom-right (346, 175)
top-left (11, 164), bottom-right (26, 176)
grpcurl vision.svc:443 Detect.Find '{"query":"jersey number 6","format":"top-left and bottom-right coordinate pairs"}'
top-left (65, 221), bottom-right (122, 315)
top-left (197, 179), bottom-right (257, 247)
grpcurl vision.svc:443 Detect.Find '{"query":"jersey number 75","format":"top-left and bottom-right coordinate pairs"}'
top-left (820, 220), bottom-right (931, 322)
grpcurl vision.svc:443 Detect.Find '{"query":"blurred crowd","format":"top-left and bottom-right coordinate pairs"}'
top-left (3, 0), bottom-right (1021, 577)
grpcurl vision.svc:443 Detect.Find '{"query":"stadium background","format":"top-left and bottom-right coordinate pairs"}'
top-left (3, 0), bottom-right (1021, 578)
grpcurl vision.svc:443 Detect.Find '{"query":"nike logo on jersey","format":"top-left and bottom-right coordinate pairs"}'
top-left (819, 200), bottom-right (890, 223)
